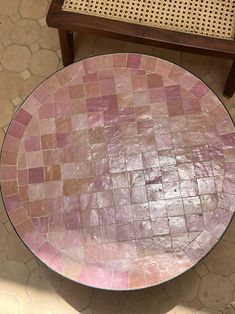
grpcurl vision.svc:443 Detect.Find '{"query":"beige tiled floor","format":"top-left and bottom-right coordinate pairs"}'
top-left (0, 1), bottom-right (235, 313)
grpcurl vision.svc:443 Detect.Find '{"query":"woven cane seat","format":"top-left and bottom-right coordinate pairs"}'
top-left (62, 0), bottom-right (235, 40)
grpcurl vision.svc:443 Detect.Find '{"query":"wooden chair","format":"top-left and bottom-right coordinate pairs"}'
top-left (46, 0), bottom-right (235, 97)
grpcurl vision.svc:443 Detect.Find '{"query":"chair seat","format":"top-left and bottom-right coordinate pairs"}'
top-left (62, 0), bottom-right (235, 40)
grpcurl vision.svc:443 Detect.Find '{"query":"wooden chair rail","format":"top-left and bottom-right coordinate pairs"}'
top-left (46, 0), bottom-right (235, 97)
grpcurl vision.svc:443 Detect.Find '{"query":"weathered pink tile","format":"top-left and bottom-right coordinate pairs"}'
top-left (130, 186), bottom-right (147, 204)
top-left (133, 90), bottom-right (149, 106)
top-left (152, 217), bottom-right (169, 235)
top-left (39, 102), bottom-right (55, 119)
top-left (168, 216), bottom-right (187, 234)
top-left (24, 136), bottom-right (41, 152)
top-left (155, 58), bottom-right (172, 76)
top-left (100, 79), bottom-right (116, 96)
top-left (112, 271), bottom-right (128, 289)
top-left (147, 73), bottom-right (163, 88)
top-left (33, 87), bottom-right (50, 103)
top-left (165, 85), bottom-right (184, 116)
top-left (4, 194), bottom-right (21, 211)
top-left (69, 84), bottom-right (85, 100)
top-left (155, 133), bottom-right (173, 150)
top-left (132, 203), bottom-right (149, 220)
top-left (0, 165), bottom-right (17, 180)
top-left (7, 121), bottom-right (26, 139)
top-left (96, 191), bottom-right (114, 208)
top-left (3, 135), bottom-right (21, 152)
top-left (127, 54), bottom-right (142, 68)
top-left (113, 54), bottom-right (127, 68)
top-left (140, 55), bottom-right (157, 72)
top-left (64, 211), bottom-right (82, 230)
top-left (135, 220), bottom-right (153, 238)
top-left (191, 81), bottom-right (209, 99)
top-left (15, 108), bottom-right (32, 126)
top-left (28, 167), bottom-right (44, 183)
top-left (126, 153), bottom-right (143, 171)
top-left (56, 132), bottom-right (73, 147)
top-left (94, 175), bottom-right (111, 191)
top-left (117, 222), bottom-right (136, 241)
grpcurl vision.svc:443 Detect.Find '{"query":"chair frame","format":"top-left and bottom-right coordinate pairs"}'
top-left (46, 0), bottom-right (235, 97)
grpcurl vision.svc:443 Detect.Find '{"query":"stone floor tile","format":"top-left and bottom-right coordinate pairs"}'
top-left (3, 38), bottom-right (12, 47)
top-left (198, 273), bottom-right (234, 311)
top-left (0, 293), bottom-right (20, 314)
top-left (195, 263), bottom-right (209, 278)
top-left (0, 0), bottom-right (20, 16)
top-left (166, 304), bottom-right (196, 314)
top-left (0, 99), bottom-right (13, 127)
top-left (0, 261), bottom-right (29, 295)
top-left (181, 53), bottom-right (211, 78)
top-left (29, 42), bottom-right (40, 53)
top-left (124, 41), bottom-right (154, 54)
top-left (81, 307), bottom-right (93, 314)
top-left (0, 128), bottom-right (4, 147)
top-left (18, 300), bottom-right (51, 314)
top-left (4, 221), bottom-right (13, 232)
top-left (0, 71), bottom-right (23, 100)
top-left (0, 222), bottom-right (8, 249)
top-left (145, 286), bottom-right (169, 303)
top-left (10, 12), bottom-right (21, 23)
top-left (153, 47), bottom-right (181, 64)
top-left (120, 291), bottom-right (159, 314)
top-left (222, 220), bottom-right (235, 243)
top-left (74, 33), bottom-right (96, 60)
top-left (202, 74), bottom-right (214, 85)
top-left (159, 298), bottom-right (178, 314)
top-left (187, 298), bottom-right (203, 311)
top-left (209, 58), bottom-right (232, 83)
top-left (11, 96), bottom-right (22, 107)
top-left (1, 44), bottom-right (31, 72)
top-left (11, 19), bottom-right (40, 45)
top-left (0, 16), bottom-right (13, 50)
top-left (94, 37), bottom-right (125, 54)
top-left (204, 241), bottom-right (235, 276)
top-left (37, 26), bottom-right (60, 51)
top-left (4, 230), bottom-right (33, 262)
top-left (196, 308), bottom-right (222, 314)
top-left (19, 0), bottom-right (49, 20)
top-left (0, 251), bottom-right (7, 265)
top-left (229, 273), bottom-right (235, 287)
top-left (0, 43), bottom-right (4, 60)
top-left (29, 49), bottom-right (59, 77)
top-left (27, 267), bottom-right (60, 305)
top-left (16, 291), bottom-right (31, 306)
top-left (38, 17), bottom-right (47, 26)
top-left (165, 269), bottom-right (200, 302)
top-left (59, 279), bottom-right (92, 312)
top-left (0, 197), bottom-right (9, 224)
top-left (21, 70), bottom-right (31, 80)
top-left (25, 258), bottom-right (39, 272)
top-left (223, 303), bottom-right (235, 314)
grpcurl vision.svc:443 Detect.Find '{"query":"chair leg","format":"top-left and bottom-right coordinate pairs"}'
top-left (224, 60), bottom-right (235, 98)
top-left (58, 29), bottom-right (74, 66)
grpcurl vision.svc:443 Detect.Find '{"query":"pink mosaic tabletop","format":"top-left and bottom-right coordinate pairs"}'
top-left (1, 54), bottom-right (235, 290)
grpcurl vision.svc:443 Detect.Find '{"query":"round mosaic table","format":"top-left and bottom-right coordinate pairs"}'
top-left (1, 54), bottom-right (235, 290)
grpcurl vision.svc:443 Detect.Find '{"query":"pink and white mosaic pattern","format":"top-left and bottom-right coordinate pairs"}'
top-left (1, 53), bottom-right (235, 290)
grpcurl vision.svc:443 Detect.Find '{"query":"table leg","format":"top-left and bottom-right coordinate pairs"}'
top-left (224, 60), bottom-right (235, 98)
top-left (58, 29), bottom-right (74, 66)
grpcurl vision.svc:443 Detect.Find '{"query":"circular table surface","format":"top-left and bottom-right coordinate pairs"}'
top-left (1, 54), bottom-right (235, 290)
